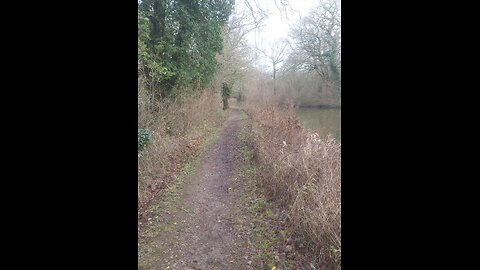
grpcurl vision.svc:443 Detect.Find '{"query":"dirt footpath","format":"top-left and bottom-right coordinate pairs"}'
top-left (139, 109), bottom-right (254, 270)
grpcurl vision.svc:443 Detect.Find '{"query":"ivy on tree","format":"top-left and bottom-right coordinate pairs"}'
top-left (138, 0), bottom-right (234, 100)
top-left (221, 82), bottom-right (232, 110)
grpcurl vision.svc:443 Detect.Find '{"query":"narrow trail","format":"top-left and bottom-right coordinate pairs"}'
top-left (139, 109), bottom-right (254, 270)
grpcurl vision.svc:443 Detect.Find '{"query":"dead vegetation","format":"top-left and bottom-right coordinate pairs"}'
top-left (138, 76), bottom-right (226, 220)
top-left (244, 101), bottom-right (341, 270)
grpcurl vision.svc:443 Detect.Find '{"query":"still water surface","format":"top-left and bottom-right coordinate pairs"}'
top-left (297, 107), bottom-right (341, 140)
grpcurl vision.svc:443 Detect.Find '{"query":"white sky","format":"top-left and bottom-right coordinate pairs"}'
top-left (242, 0), bottom-right (319, 48)
top-left (234, 0), bottom-right (319, 70)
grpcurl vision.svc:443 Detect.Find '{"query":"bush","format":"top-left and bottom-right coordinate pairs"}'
top-left (137, 81), bottom-right (226, 216)
top-left (222, 82), bottom-right (232, 110)
top-left (246, 102), bottom-right (341, 270)
top-left (138, 128), bottom-right (152, 153)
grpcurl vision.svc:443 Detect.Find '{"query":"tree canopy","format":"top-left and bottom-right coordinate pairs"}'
top-left (138, 0), bottom-right (234, 100)
top-left (288, 0), bottom-right (341, 87)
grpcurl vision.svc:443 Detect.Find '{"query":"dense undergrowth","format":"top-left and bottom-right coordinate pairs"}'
top-left (138, 77), bottom-right (226, 219)
top-left (243, 101), bottom-right (341, 270)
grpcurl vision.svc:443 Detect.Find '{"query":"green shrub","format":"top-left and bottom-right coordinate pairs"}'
top-left (138, 128), bottom-right (152, 153)
top-left (222, 82), bottom-right (232, 110)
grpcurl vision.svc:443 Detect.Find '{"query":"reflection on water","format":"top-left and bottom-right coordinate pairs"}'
top-left (297, 107), bottom-right (341, 140)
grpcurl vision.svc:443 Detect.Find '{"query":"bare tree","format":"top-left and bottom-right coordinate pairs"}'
top-left (217, 0), bottom-right (297, 99)
top-left (216, 2), bottom-right (264, 93)
top-left (257, 40), bottom-right (289, 95)
top-left (289, 0), bottom-right (341, 87)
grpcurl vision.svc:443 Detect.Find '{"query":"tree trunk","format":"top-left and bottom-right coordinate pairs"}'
top-left (150, 0), bottom-right (166, 43)
top-left (223, 97), bottom-right (229, 110)
top-left (273, 62), bottom-right (276, 96)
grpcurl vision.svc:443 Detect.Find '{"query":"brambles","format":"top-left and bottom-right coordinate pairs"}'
top-left (245, 102), bottom-right (341, 270)
top-left (138, 80), bottom-right (226, 217)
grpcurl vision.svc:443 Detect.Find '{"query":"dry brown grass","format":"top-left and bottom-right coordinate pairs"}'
top-left (245, 101), bottom-right (341, 270)
top-left (138, 77), bottom-right (226, 218)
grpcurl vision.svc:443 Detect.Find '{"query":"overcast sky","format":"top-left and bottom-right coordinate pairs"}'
top-left (240, 0), bottom-right (319, 48)
top-left (233, 0), bottom-right (319, 70)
